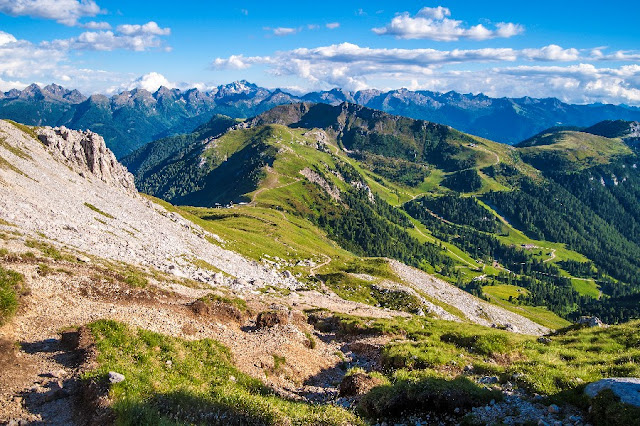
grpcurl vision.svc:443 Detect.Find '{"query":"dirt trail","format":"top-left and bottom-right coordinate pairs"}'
top-left (543, 248), bottom-right (557, 263)
top-left (0, 248), bottom-right (408, 424)
top-left (250, 167), bottom-right (301, 205)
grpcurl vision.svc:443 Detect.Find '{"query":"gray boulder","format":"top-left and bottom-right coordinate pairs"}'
top-left (585, 378), bottom-right (640, 407)
top-left (108, 371), bottom-right (125, 384)
top-left (578, 316), bottom-right (604, 327)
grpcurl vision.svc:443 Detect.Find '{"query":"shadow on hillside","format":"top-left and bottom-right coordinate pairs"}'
top-left (172, 132), bottom-right (277, 207)
top-left (112, 389), bottom-right (320, 425)
top-left (17, 336), bottom-right (86, 425)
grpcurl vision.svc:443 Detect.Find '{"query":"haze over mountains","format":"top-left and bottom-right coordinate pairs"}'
top-left (2, 81), bottom-right (640, 158)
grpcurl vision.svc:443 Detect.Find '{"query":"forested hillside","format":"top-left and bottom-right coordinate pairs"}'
top-left (125, 104), bottom-right (640, 324)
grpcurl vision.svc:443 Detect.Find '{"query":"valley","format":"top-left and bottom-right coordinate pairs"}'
top-left (1, 102), bottom-right (640, 425)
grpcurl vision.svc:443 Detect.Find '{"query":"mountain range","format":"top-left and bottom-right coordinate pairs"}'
top-left (2, 81), bottom-right (640, 158)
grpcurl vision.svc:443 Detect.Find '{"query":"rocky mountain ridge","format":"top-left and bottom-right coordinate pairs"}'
top-left (2, 82), bottom-right (640, 157)
top-left (36, 126), bottom-right (136, 193)
top-left (0, 120), bottom-right (300, 289)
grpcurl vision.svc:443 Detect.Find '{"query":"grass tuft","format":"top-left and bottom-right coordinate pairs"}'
top-left (0, 265), bottom-right (24, 325)
top-left (85, 320), bottom-right (361, 425)
top-left (84, 202), bottom-right (115, 219)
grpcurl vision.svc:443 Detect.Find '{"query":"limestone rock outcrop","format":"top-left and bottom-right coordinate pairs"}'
top-left (36, 126), bottom-right (136, 193)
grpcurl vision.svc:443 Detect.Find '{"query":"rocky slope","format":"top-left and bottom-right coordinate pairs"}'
top-left (0, 120), bottom-right (299, 289)
top-left (2, 119), bottom-right (638, 425)
top-left (0, 119), bottom-right (549, 333)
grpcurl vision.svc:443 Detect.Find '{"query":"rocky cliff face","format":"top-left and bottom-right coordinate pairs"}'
top-left (0, 120), bottom-right (300, 289)
top-left (36, 126), bottom-right (136, 193)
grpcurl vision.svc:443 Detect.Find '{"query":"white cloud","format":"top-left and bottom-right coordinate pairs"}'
top-left (103, 72), bottom-right (210, 94)
top-left (81, 20), bottom-right (110, 29)
top-left (0, 30), bottom-right (126, 93)
top-left (521, 45), bottom-right (581, 61)
top-left (0, 31), bottom-right (18, 46)
top-left (211, 43), bottom-right (640, 104)
top-left (212, 54), bottom-right (265, 70)
top-left (326, 22), bottom-right (340, 29)
top-left (0, 0), bottom-right (104, 26)
top-left (116, 21), bottom-right (170, 36)
top-left (271, 27), bottom-right (298, 36)
top-left (43, 21), bottom-right (171, 51)
top-left (0, 77), bottom-right (29, 91)
top-left (372, 6), bottom-right (524, 41)
top-left (127, 72), bottom-right (172, 92)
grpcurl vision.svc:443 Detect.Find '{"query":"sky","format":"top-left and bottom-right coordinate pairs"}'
top-left (1, 0), bottom-right (640, 105)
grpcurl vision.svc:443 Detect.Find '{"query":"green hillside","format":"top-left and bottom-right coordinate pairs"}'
top-left (516, 130), bottom-right (632, 171)
top-left (125, 106), bottom-right (640, 324)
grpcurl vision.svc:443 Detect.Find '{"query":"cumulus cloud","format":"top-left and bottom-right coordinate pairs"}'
top-left (126, 72), bottom-right (172, 92)
top-left (102, 72), bottom-right (210, 94)
top-left (81, 20), bottom-right (110, 30)
top-left (0, 0), bottom-right (104, 26)
top-left (43, 21), bottom-right (171, 51)
top-left (212, 42), bottom-right (586, 74)
top-left (326, 22), bottom-right (340, 29)
top-left (372, 6), bottom-right (524, 41)
top-left (521, 45), bottom-right (581, 61)
top-left (0, 30), bottom-right (18, 46)
top-left (429, 64), bottom-right (640, 104)
top-left (211, 43), bottom-right (640, 104)
top-left (0, 30), bottom-right (125, 93)
top-left (117, 21), bottom-right (170, 36)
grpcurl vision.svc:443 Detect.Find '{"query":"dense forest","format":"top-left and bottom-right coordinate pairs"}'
top-left (483, 178), bottom-right (640, 290)
top-left (403, 193), bottom-right (640, 323)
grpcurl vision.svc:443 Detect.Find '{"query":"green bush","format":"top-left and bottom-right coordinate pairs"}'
top-left (0, 265), bottom-right (23, 324)
top-left (589, 389), bottom-right (640, 426)
top-left (358, 370), bottom-right (501, 419)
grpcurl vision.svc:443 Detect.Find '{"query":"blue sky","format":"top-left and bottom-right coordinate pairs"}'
top-left (1, 0), bottom-right (639, 104)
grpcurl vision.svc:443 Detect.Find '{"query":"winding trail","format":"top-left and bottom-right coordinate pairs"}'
top-left (250, 169), bottom-right (301, 205)
top-left (543, 248), bottom-right (557, 263)
top-left (310, 254), bottom-right (332, 276)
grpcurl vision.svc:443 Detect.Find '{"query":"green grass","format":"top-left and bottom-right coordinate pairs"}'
top-left (84, 202), bottom-right (115, 219)
top-left (199, 293), bottom-right (249, 313)
top-left (122, 270), bottom-right (148, 288)
top-left (323, 314), bottom-right (640, 397)
top-left (570, 278), bottom-right (600, 298)
top-left (0, 136), bottom-right (32, 160)
top-left (0, 154), bottom-right (28, 177)
top-left (482, 291), bottom-right (571, 330)
top-left (24, 239), bottom-right (75, 262)
top-left (483, 284), bottom-right (529, 300)
top-left (320, 271), bottom-right (423, 314)
top-left (358, 370), bottom-right (501, 419)
top-left (518, 131), bottom-right (633, 171)
top-left (0, 265), bottom-right (24, 325)
top-left (6, 120), bottom-right (39, 140)
top-left (85, 320), bottom-right (361, 425)
top-left (0, 218), bottom-right (15, 227)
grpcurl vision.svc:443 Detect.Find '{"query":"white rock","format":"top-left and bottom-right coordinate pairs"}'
top-left (108, 371), bottom-right (125, 384)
